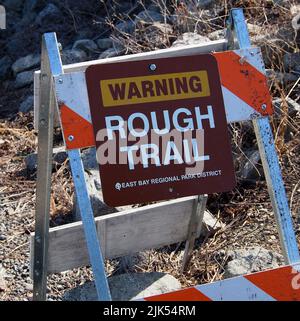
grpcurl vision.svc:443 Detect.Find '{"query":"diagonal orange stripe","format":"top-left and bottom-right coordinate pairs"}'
top-left (60, 104), bottom-right (95, 150)
top-left (214, 51), bottom-right (273, 116)
top-left (145, 287), bottom-right (211, 301)
top-left (245, 265), bottom-right (300, 301)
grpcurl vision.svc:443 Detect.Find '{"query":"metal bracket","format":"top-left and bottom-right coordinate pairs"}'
top-left (182, 195), bottom-right (208, 272)
top-left (229, 8), bottom-right (300, 264)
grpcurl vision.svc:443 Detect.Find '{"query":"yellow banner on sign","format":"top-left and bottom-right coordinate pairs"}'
top-left (100, 70), bottom-right (210, 107)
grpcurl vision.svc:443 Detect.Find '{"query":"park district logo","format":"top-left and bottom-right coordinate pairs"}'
top-left (85, 54), bottom-right (236, 207)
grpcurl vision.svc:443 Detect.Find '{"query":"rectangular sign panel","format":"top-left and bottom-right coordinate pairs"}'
top-left (86, 55), bottom-right (236, 206)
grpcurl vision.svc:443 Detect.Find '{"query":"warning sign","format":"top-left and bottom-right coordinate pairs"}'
top-left (86, 55), bottom-right (236, 206)
top-left (100, 70), bottom-right (210, 107)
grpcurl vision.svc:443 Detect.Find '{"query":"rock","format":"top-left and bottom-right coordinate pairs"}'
top-left (202, 210), bottom-right (224, 235)
top-left (72, 39), bottom-right (98, 55)
top-left (273, 97), bottom-right (300, 117)
top-left (0, 235), bottom-right (6, 241)
top-left (147, 4), bottom-right (162, 13)
top-left (247, 23), bottom-right (262, 35)
top-left (115, 20), bottom-right (135, 34)
top-left (273, 0), bottom-right (291, 8)
top-left (276, 26), bottom-right (296, 43)
top-left (111, 272), bottom-right (181, 301)
top-left (291, 5), bottom-right (300, 30)
top-left (266, 69), bottom-right (298, 84)
top-left (283, 52), bottom-right (300, 73)
top-left (0, 265), bottom-right (7, 292)
top-left (134, 10), bottom-right (164, 24)
top-left (81, 147), bottom-right (98, 170)
top-left (22, 0), bottom-right (42, 14)
top-left (24, 153), bottom-right (35, 172)
top-left (73, 169), bottom-right (115, 221)
top-left (25, 283), bottom-right (33, 291)
top-left (61, 49), bottom-right (87, 65)
top-left (63, 272), bottom-right (181, 301)
top-left (223, 247), bottom-right (284, 278)
top-left (73, 148), bottom-right (133, 220)
top-left (172, 32), bottom-right (210, 47)
top-left (25, 146), bottom-right (67, 172)
top-left (18, 13), bottom-right (37, 29)
top-left (35, 3), bottom-right (61, 25)
top-left (96, 38), bottom-right (113, 50)
top-left (53, 148), bottom-right (68, 165)
top-left (6, 36), bottom-right (26, 58)
top-left (15, 70), bottom-right (34, 88)
top-left (291, 4), bottom-right (300, 15)
top-left (133, 21), bottom-right (174, 50)
top-left (112, 2), bottom-right (131, 13)
top-left (110, 38), bottom-right (124, 52)
top-left (117, 252), bottom-right (149, 273)
top-left (208, 29), bottom-right (225, 40)
top-left (252, 33), bottom-right (291, 68)
top-left (292, 13), bottom-right (300, 31)
top-left (0, 56), bottom-right (12, 80)
top-left (197, 0), bottom-right (214, 9)
top-left (240, 150), bottom-right (263, 180)
top-left (74, 27), bottom-right (102, 42)
top-left (73, 147), bottom-right (114, 220)
top-left (99, 48), bottom-right (121, 59)
top-left (3, 0), bottom-right (23, 11)
top-left (19, 95), bottom-right (34, 113)
top-left (12, 54), bottom-right (40, 76)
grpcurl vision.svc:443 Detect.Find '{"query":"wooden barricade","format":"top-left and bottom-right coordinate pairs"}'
top-left (30, 8), bottom-right (300, 301)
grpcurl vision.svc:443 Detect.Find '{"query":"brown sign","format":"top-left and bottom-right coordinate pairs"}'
top-left (86, 55), bottom-right (236, 206)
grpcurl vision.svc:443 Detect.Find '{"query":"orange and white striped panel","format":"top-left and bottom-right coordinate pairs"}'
top-left (214, 47), bottom-right (272, 123)
top-left (54, 47), bottom-right (272, 150)
top-left (141, 263), bottom-right (300, 301)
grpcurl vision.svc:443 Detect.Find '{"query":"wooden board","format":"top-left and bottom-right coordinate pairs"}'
top-left (30, 196), bottom-right (222, 275)
top-left (34, 39), bottom-right (228, 129)
top-left (56, 39), bottom-right (228, 73)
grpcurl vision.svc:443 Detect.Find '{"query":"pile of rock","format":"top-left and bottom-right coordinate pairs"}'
top-left (0, 2), bottom-right (174, 113)
top-left (1, 0), bottom-right (298, 118)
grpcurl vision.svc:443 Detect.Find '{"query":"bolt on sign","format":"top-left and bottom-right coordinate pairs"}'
top-left (86, 55), bottom-right (236, 206)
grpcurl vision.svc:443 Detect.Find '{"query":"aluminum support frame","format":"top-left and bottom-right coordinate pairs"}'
top-left (33, 32), bottom-right (111, 301)
top-left (229, 8), bottom-right (300, 264)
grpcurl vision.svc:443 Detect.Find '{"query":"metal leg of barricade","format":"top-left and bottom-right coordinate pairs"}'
top-left (229, 8), bottom-right (300, 264)
top-left (33, 32), bottom-right (111, 301)
top-left (68, 149), bottom-right (111, 301)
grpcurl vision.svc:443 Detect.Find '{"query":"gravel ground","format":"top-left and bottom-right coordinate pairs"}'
top-left (0, 111), bottom-right (299, 301)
